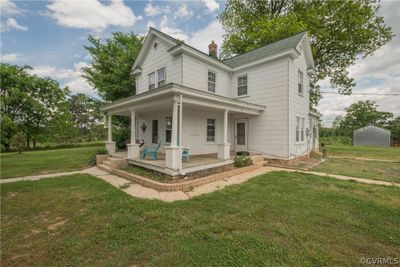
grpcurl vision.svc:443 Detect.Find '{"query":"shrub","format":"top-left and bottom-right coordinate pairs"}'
top-left (88, 148), bottom-right (108, 166)
top-left (114, 127), bottom-right (130, 150)
top-left (10, 132), bottom-right (26, 154)
top-left (234, 155), bottom-right (252, 167)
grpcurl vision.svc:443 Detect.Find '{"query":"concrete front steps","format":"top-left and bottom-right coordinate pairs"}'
top-left (97, 155), bottom-right (128, 172)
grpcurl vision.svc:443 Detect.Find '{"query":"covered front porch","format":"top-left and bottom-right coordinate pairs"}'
top-left (102, 83), bottom-right (264, 176)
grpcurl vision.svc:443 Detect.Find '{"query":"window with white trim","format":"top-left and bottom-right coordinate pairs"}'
top-left (165, 116), bottom-right (172, 143)
top-left (208, 71), bottom-right (216, 93)
top-left (296, 117), bottom-right (300, 142)
top-left (238, 75), bottom-right (248, 96)
top-left (158, 67), bottom-right (165, 87)
top-left (301, 118), bottom-right (305, 141)
top-left (298, 70), bottom-right (303, 95)
top-left (149, 72), bottom-right (155, 90)
top-left (207, 119), bottom-right (215, 142)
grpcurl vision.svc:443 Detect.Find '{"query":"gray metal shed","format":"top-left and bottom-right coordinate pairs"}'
top-left (353, 125), bottom-right (391, 147)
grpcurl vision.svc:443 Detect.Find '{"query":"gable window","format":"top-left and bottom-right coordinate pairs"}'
top-left (152, 120), bottom-right (158, 144)
top-left (298, 70), bottom-right (303, 95)
top-left (301, 118), bottom-right (305, 141)
top-left (208, 71), bottom-right (216, 93)
top-left (158, 67), bottom-right (165, 87)
top-left (296, 117), bottom-right (300, 142)
top-left (165, 116), bottom-right (172, 143)
top-left (149, 72), bottom-right (155, 90)
top-left (237, 75), bottom-right (248, 96)
top-left (207, 119), bottom-right (215, 142)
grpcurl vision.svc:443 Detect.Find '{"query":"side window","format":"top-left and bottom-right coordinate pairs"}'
top-left (152, 120), bottom-right (158, 143)
top-left (208, 71), bottom-right (216, 93)
top-left (165, 116), bottom-right (172, 143)
top-left (207, 119), bottom-right (215, 142)
top-left (296, 117), bottom-right (300, 142)
top-left (298, 70), bottom-right (303, 96)
top-left (301, 118), bottom-right (305, 141)
top-left (237, 75), bottom-right (248, 96)
top-left (158, 67), bottom-right (165, 87)
top-left (149, 72), bottom-right (155, 90)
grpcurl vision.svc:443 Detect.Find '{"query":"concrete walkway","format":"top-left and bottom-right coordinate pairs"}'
top-left (2, 166), bottom-right (399, 202)
top-left (329, 156), bottom-right (399, 163)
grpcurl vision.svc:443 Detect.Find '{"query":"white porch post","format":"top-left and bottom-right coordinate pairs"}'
top-left (127, 110), bottom-right (140, 159)
top-left (164, 98), bottom-right (180, 171)
top-left (106, 114), bottom-right (116, 154)
top-left (218, 109), bottom-right (230, 160)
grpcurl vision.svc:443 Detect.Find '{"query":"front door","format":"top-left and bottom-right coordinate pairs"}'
top-left (235, 120), bottom-right (248, 152)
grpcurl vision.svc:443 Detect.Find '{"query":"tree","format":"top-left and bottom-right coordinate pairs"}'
top-left (0, 63), bottom-right (68, 150)
top-left (9, 131), bottom-right (25, 153)
top-left (219, 0), bottom-right (393, 106)
top-left (338, 100), bottom-right (393, 136)
top-left (82, 32), bottom-right (143, 102)
top-left (387, 116), bottom-right (400, 143)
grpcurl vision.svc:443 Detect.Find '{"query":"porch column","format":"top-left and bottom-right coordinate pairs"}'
top-left (165, 98), bottom-right (180, 170)
top-left (106, 114), bottom-right (116, 154)
top-left (218, 109), bottom-right (230, 160)
top-left (127, 110), bottom-right (140, 159)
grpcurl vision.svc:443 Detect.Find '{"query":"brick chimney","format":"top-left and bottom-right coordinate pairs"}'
top-left (208, 40), bottom-right (217, 59)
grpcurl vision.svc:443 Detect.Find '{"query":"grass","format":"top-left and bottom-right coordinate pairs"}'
top-left (1, 172), bottom-right (399, 266)
top-left (313, 158), bottom-right (400, 183)
top-left (122, 165), bottom-right (169, 182)
top-left (326, 144), bottom-right (400, 161)
top-left (0, 146), bottom-right (103, 179)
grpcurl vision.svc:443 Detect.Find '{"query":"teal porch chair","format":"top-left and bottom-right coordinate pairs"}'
top-left (177, 140), bottom-right (190, 162)
top-left (141, 139), bottom-right (162, 160)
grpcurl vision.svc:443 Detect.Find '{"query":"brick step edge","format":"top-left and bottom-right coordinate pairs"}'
top-left (111, 163), bottom-right (264, 192)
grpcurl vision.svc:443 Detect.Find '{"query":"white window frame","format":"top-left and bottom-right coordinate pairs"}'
top-left (157, 67), bottom-right (166, 87)
top-left (237, 75), bottom-right (248, 97)
top-left (301, 118), bottom-right (305, 142)
top-left (298, 70), bottom-right (303, 96)
top-left (165, 116), bottom-right (172, 143)
top-left (296, 117), bottom-right (300, 142)
top-left (207, 70), bottom-right (216, 93)
top-left (148, 72), bottom-right (155, 90)
top-left (206, 118), bottom-right (216, 143)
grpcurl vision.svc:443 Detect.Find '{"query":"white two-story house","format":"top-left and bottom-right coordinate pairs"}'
top-left (102, 27), bottom-right (319, 176)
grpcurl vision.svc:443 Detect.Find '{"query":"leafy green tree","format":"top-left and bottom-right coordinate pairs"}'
top-left (1, 63), bottom-right (68, 149)
top-left (387, 116), bottom-right (400, 142)
top-left (9, 131), bottom-right (26, 153)
top-left (339, 100), bottom-right (393, 136)
top-left (82, 32), bottom-right (143, 101)
top-left (219, 0), bottom-right (393, 106)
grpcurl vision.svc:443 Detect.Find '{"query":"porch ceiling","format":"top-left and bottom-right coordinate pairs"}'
top-left (101, 83), bottom-right (265, 116)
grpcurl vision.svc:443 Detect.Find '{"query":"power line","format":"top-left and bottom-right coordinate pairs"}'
top-left (320, 91), bottom-right (400, 96)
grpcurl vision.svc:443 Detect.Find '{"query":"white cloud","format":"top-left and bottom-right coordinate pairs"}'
top-left (159, 16), bottom-right (189, 42)
top-left (5, 18), bottom-right (28, 31)
top-left (144, 3), bottom-right (167, 16)
top-left (201, 0), bottom-right (220, 13)
top-left (0, 0), bottom-right (24, 15)
top-left (46, 0), bottom-right (142, 31)
top-left (0, 53), bottom-right (23, 62)
top-left (30, 62), bottom-right (94, 95)
top-left (189, 20), bottom-right (224, 53)
top-left (317, 0), bottom-right (400, 126)
top-left (176, 4), bottom-right (193, 18)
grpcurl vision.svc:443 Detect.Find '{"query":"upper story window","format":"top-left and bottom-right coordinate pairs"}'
top-left (158, 67), bottom-right (165, 87)
top-left (298, 70), bottom-right (303, 96)
top-left (208, 71), bottom-right (216, 93)
top-left (149, 72), bottom-right (155, 90)
top-left (207, 119), bottom-right (215, 142)
top-left (237, 75), bottom-right (248, 96)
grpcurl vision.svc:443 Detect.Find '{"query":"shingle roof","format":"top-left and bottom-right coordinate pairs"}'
top-left (223, 31), bottom-right (307, 67)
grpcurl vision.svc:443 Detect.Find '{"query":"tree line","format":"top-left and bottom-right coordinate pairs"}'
top-left (0, 63), bottom-right (106, 152)
top-left (320, 101), bottom-right (400, 145)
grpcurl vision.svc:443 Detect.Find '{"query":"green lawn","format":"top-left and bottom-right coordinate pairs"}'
top-left (2, 172), bottom-right (399, 266)
top-left (327, 145), bottom-right (400, 161)
top-left (313, 158), bottom-right (400, 183)
top-left (0, 146), bottom-right (103, 179)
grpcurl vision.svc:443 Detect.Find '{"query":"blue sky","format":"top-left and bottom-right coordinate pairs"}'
top-left (1, 0), bottom-right (399, 126)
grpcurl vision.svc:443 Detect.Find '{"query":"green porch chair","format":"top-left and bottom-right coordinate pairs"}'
top-left (141, 139), bottom-right (162, 160)
top-left (177, 140), bottom-right (190, 162)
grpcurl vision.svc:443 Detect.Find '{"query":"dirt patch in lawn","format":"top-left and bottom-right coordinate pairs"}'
top-left (48, 218), bottom-right (69, 231)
